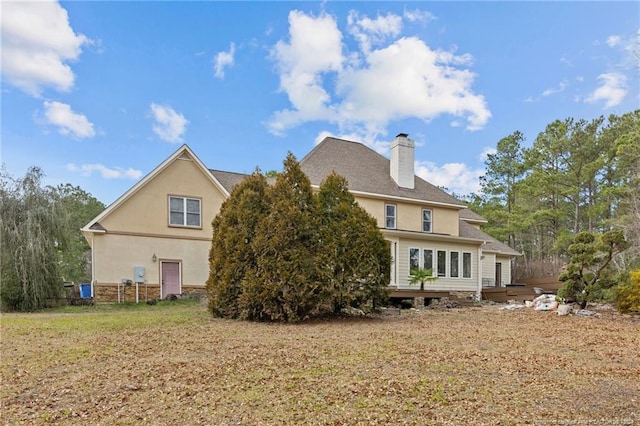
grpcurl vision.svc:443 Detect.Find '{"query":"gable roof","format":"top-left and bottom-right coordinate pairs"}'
top-left (82, 145), bottom-right (228, 233)
top-left (458, 220), bottom-right (521, 256)
top-left (300, 137), bottom-right (466, 208)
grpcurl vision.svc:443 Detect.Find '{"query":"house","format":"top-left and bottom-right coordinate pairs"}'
top-left (82, 134), bottom-right (519, 303)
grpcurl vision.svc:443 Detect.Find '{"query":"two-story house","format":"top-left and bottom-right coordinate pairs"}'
top-left (82, 134), bottom-right (519, 303)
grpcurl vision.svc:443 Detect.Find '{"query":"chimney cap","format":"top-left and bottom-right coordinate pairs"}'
top-left (396, 133), bottom-right (409, 138)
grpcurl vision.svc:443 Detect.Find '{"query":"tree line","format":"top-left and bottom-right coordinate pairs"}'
top-left (468, 110), bottom-right (639, 279)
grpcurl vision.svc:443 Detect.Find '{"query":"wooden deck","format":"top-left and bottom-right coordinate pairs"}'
top-left (481, 277), bottom-right (563, 303)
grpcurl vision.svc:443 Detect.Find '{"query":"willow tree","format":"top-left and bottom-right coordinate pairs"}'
top-left (0, 167), bottom-right (67, 311)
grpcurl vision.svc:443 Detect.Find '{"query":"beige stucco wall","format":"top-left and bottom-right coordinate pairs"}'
top-left (91, 233), bottom-right (210, 287)
top-left (100, 157), bottom-right (225, 238)
top-left (89, 155), bottom-right (226, 294)
top-left (354, 195), bottom-right (460, 236)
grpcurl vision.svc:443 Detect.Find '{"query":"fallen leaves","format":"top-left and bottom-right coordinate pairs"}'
top-left (1, 303), bottom-right (639, 425)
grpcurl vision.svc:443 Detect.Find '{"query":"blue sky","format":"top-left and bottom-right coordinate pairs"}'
top-left (2, 1), bottom-right (638, 205)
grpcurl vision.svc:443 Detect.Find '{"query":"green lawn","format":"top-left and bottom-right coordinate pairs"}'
top-left (2, 302), bottom-right (639, 425)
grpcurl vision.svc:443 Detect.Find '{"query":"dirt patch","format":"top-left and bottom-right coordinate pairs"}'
top-left (1, 303), bottom-right (639, 425)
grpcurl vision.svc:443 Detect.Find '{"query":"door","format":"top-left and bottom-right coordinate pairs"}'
top-left (161, 261), bottom-right (181, 298)
top-left (495, 263), bottom-right (502, 287)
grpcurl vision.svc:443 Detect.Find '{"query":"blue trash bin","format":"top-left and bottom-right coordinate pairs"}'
top-left (79, 284), bottom-right (92, 299)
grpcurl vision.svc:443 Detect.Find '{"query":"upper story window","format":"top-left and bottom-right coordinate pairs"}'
top-left (169, 196), bottom-right (201, 228)
top-left (422, 209), bottom-right (432, 232)
top-left (385, 204), bottom-right (396, 229)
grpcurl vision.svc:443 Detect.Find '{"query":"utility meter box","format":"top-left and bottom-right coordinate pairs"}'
top-left (134, 266), bottom-right (145, 283)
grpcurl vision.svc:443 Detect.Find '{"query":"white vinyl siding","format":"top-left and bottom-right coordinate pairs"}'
top-left (393, 238), bottom-right (479, 292)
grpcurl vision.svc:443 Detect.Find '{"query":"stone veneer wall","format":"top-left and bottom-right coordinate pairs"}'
top-left (93, 283), bottom-right (206, 303)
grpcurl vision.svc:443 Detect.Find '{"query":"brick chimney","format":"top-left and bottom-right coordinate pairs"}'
top-left (390, 133), bottom-right (415, 189)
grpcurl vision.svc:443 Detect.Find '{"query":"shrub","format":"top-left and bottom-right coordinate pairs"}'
top-left (616, 270), bottom-right (640, 314)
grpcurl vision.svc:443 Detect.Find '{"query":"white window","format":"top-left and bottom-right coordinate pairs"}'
top-left (462, 252), bottom-right (472, 279)
top-left (437, 250), bottom-right (447, 277)
top-left (169, 196), bottom-right (201, 227)
top-left (423, 249), bottom-right (434, 274)
top-left (422, 209), bottom-right (432, 232)
top-left (409, 247), bottom-right (420, 275)
top-left (450, 251), bottom-right (460, 278)
top-left (385, 204), bottom-right (396, 229)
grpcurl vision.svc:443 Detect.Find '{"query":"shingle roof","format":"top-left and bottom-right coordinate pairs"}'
top-left (458, 221), bottom-right (521, 256)
top-left (459, 208), bottom-right (486, 222)
top-left (210, 169), bottom-right (277, 193)
top-left (299, 137), bottom-right (466, 207)
top-left (210, 170), bottom-right (247, 193)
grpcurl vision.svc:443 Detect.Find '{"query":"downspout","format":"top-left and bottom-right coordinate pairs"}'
top-left (90, 235), bottom-right (96, 298)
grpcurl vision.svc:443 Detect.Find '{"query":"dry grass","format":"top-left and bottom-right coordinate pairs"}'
top-left (1, 301), bottom-right (639, 425)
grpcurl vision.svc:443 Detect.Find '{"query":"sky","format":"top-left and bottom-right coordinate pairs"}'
top-left (2, 1), bottom-right (639, 206)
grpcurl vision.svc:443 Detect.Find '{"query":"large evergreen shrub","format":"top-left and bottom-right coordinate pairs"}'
top-left (206, 156), bottom-right (391, 321)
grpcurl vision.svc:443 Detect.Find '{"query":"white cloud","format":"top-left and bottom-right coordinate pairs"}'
top-left (150, 103), bottom-right (189, 143)
top-left (336, 37), bottom-right (490, 131)
top-left (585, 72), bottom-right (627, 108)
top-left (67, 163), bottom-right (142, 180)
top-left (268, 11), bottom-right (491, 142)
top-left (606, 35), bottom-right (621, 47)
top-left (213, 43), bottom-right (235, 79)
top-left (415, 160), bottom-right (483, 195)
top-left (479, 147), bottom-right (497, 162)
top-left (1, 0), bottom-right (90, 96)
top-left (403, 9), bottom-right (435, 24)
top-left (560, 54), bottom-right (572, 66)
top-left (347, 11), bottom-right (402, 54)
top-left (43, 101), bottom-right (95, 138)
top-left (269, 11), bottom-right (343, 134)
top-left (542, 80), bottom-right (568, 97)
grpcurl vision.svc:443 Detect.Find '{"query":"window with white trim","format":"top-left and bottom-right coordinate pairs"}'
top-left (450, 251), bottom-right (460, 278)
top-left (422, 209), bottom-right (432, 232)
top-left (385, 204), bottom-right (396, 229)
top-left (423, 249), bottom-right (434, 275)
top-left (409, 247), bottom-right (420, 275)
top-left (437, 250), bottom-right (447, 277)
top-left (462, 252), bottom-right (472, 278)
top-left (169, 196), bottom-right (201, 227)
